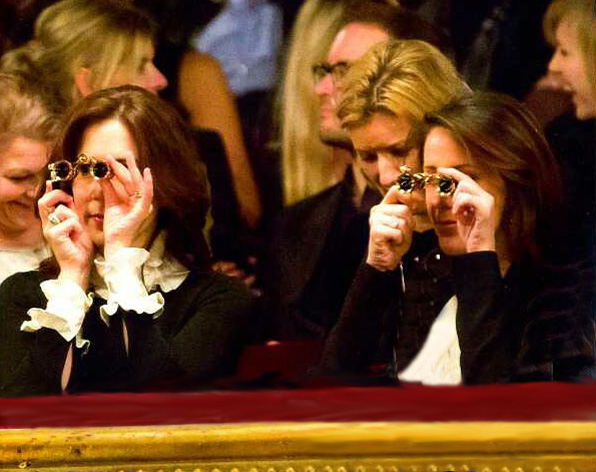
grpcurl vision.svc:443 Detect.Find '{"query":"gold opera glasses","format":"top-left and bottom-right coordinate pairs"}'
top-left (394, 165), bottom-right (457, 197)
top-left (48, 153), bottom-right (113, 192)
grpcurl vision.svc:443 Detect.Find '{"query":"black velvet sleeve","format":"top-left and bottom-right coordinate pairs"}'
top-left (453, 252), bottom-right (596, 384)
top-left (321, 262), bottom-right (401, 373)
top-left (0, 272), bottom-right (71, 397)
top-left (120, 271), bottom-right (256, 390)
top-left (452, 252), bottom-right (523, 384)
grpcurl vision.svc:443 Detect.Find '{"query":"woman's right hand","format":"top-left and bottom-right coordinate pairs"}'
top-left (366, 185), bottom-right (415, 272)
top-left (38, 182), bottom-right (94, 288)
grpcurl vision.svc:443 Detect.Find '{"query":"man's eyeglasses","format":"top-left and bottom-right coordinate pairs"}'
top-left (48, 153), bottom-right (113, 182)
top-left (311, 61), bottom-right (350, 84)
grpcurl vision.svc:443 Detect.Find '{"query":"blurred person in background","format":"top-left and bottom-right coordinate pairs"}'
top-left (0, 72), bottom-right (58, 285)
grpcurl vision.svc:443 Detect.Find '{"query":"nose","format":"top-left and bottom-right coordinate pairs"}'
top-left (314, 73), bottom-right (334, 97)
top-left (378, 155), bottom-right (401, 188)
top-left (548, 49), bottom-right (561, 74)
top-left (147, 63), bottom-right (168, 94)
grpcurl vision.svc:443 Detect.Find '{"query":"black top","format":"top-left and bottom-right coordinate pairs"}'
top-left (323, 251), bottom-right (595, 384)
top-left (545, 113), bottom-right (596, 262)
top-left (263, 171), bottom-right (380, 340)
top-left (0, 270), bottom-right (256, 397)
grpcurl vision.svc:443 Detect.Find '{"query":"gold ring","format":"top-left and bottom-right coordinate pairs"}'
top-left (133, 191), bottom-right (142, 199)
top-left (48, 213), bottom-right (60, 225)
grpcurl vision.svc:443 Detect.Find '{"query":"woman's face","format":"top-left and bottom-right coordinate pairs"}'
top-left (107, 40), bottom-right (168, 95)
top-left (0, 137), bottom-right (48, 236)
top-left (73, 119), bottom-right (155, 248)
top-left (423, 127), bottom-right (506, 255)
top-left (548, 15), bottom-right (596, 120)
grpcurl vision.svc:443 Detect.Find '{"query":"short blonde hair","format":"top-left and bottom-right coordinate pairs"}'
top-left (338, 40), bottom-right (468, 129)
top-left (543, 0), bottom-right (596, 91)
top-left (2, 0), bottom-right (155, 112)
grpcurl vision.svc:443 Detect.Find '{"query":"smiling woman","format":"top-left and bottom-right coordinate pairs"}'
top-left (0, 73), bottom-right (58, 285)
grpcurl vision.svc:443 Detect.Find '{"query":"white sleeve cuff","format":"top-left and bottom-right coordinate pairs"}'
top-left (21, 279), bottom-right (93, 342)
top-left (96, 248), bottom-right (164, 321)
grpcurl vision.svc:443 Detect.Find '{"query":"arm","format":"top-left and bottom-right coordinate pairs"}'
top-left (452, 251), bottom-right (523, 384)
top-left (178, 51), bottom-right (262, 229)
top-left (321, 262), bottom-right (401, 373)
top-left (0, 273), bottom-right (72, 397)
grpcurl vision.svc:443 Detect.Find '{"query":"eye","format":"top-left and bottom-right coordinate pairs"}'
top-left (358, 151), bottom-right (377, 163)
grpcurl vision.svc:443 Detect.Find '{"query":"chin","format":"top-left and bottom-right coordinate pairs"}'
top-left (435, 232), bottom-right (465, 255)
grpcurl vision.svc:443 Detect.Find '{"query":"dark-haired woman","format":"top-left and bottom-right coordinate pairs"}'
top-left (0, 86), bottom-right (255, 397)
top-left (324, 92), bottom-right (595, 384)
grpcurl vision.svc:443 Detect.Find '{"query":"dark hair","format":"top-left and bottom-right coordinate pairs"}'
top-left (423, 92), bottom-right (564, 261)
top-left (45, 85), bottom-right (211, 273)
top-left (342, 0), bottom-right (452, 56)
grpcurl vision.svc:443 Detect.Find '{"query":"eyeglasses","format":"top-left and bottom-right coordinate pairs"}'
top-left (311, 61), bottom-right (350, 84)
top-left (394, 165), bottom-right (457, 196)
top-left (48, 153), bottom-right (113, 182)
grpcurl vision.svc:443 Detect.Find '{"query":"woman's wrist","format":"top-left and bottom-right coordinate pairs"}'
top-left (58, 268), bottom-right (90, 291)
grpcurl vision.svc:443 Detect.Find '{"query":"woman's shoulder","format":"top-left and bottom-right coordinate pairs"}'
top-left (170, 269), bottom-right (256, 309)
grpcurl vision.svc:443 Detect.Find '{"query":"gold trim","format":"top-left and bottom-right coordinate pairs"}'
top-left (1, 422), bottom-right (595, 472)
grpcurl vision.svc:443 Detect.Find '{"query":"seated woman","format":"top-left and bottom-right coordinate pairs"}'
top-left (0, 73), bottom-right (58, 285)
top-left (324, 92), bottom-right (595, 385)
top-left (0, 86), bottom-right (255, 397)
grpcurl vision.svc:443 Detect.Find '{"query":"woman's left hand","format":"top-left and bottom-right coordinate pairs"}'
top-left (100, 153), bottom-right (154, 260)
top-left (439, 167), bottom-right (498, 254)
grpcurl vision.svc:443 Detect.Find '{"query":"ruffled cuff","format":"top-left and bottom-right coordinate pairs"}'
top-left (96, 248), bottom-right (164, 323)
top-left (21, 279), bottom-right (93, 343)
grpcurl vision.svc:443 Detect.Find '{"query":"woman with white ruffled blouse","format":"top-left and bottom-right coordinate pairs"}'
top-left (0, 86), bottom-right (255, 397)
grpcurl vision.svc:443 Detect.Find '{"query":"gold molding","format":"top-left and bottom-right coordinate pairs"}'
top-left (1, 422), bottom-right (595, 472)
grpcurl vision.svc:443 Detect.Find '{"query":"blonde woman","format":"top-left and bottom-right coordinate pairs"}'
top-left (1, 0), bottom-right (167, 112)
top-left (0, 73), bottom-right (58, 285)
top-left (542, 0), bottom-right (595, 262)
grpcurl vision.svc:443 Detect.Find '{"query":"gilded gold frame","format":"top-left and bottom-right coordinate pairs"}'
top-left (1, 422), bottom-right (595, 472)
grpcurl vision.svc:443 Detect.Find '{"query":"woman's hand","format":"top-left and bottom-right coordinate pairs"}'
top-left (366, 185), bottom-right (416, 272)
top-left (440, 167), bottom-right (498, 253)
top-left (38, 182), bottom-right (94, 288)
top-left (100, 153), bottom-right (154, 260)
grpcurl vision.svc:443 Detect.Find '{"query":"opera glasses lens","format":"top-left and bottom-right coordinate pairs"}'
top-left (394, 166), bottom-right (457, 197)
top-left (426, 174), bottom-right (457, 196)
top-left (48, 160), bottom-right (75, 181)
top-left (395, 165), bottom-right (426, 194)
top-left (47, 154), bottom-right (113, 182)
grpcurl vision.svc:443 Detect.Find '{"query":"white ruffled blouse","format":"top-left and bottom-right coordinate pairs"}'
top-left (20, 232), bottom-right (189, 349)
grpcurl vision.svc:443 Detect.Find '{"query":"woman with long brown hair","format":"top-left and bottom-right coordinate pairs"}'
top-left (0, 86), bottom-right (254, 397)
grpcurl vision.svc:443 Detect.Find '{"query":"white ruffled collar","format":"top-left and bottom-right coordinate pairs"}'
top-left (91, 231), bottom-right (189, 300)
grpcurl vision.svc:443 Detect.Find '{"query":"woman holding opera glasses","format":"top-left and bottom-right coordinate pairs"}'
top-left (325, 91), bottom-right (595, 384)
top-left (0, 85), bottom-right (254, 397)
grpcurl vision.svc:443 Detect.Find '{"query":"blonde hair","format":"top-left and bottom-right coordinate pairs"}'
top-left (543, 0), bottom-right (596, 91)
top-left (1, 0), bottom-right (155, 112)
top-left (339, 40), bottom-right (468, 129)
top-left (0, 72), bottom-right (58, 146)
top-left (279, 0), bottom-right (347, 205)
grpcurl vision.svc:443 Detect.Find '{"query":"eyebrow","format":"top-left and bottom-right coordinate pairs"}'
top-left (356, 139), bottom-right (411, 154)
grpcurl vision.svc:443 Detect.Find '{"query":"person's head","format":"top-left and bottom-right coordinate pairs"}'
top-left (51, 85), bottom-right (210, 269)
top-left (544, 0), bottom-right (596, 119)
top-left (338, 39), bottom-right (468, 231)
top-left (422, 92), bottom-right (563, 262)
top-left (0, 73), bottom-right (58, 239)
top-left (6, 0), bottom-right (167, 112)
top-left (313, 2), bottom-right (451, 147)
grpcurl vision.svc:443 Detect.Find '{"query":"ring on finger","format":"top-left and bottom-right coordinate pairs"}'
top-left (388, 216), bottom-right (401, 229)
top-left (48, 213), bottom-right (61, 225)
top-left (133, 190), bottom-right (142, 199)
